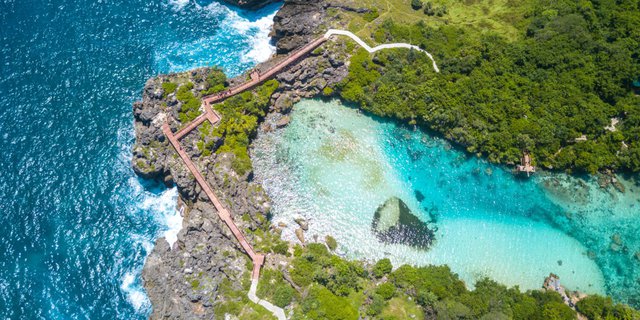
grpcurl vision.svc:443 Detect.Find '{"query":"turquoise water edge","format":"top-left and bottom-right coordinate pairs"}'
top-left (252, 99), bottom-right (640, 307)
top-left (0, 0), bottom-right (279, 318)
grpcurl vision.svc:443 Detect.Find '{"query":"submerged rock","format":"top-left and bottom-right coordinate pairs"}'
top-left (371, 197), bottom-right (435, 249)
top-left (276, 115), bottom-right (291, 128)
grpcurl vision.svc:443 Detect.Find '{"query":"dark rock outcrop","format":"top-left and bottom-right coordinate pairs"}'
top-left (371, 197), bottom-right (435, 249)
top-left (271, 0), bottom-right (327, 54)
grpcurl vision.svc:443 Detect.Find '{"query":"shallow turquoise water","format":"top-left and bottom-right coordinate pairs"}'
top-left (0, 0), bottom-right (277, 318)
top-left (251, 99), bottom-right (640, 306)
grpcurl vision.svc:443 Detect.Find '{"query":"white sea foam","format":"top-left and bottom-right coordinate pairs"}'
top-left (242, 13), bottom-right (277, 63)
top-left (121, 272), bottom-right (150, 312)
top-left (224, 7), bottom-right (277, 64)
top-left (162, 201), bottom-right (183, 248)
top-left (168, 0), bottom-right (190, 11)
top-left (138, 186), bottom-right (181, 248)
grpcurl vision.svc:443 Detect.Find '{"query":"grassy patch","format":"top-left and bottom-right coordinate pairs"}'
top-left (329, 0), bottom-right (531, 42)
top-left (380, 296), bottom-right (425, 319)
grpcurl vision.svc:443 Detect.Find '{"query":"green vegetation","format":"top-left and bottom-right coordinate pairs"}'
top-left (248, 223), bottom-right (291, 256)
top-left (325, 235), bottom-right (338, 251)
top-left (576, 295), bottom-right (640, 320)
top-left (214, 277), bottom-right (277, 320)
top-left (337, 0), bottom-right (640, 173)
top-left (363, 8), bottom-right (380, 22)
top-left (176, 82), bottom-right (201, 124)
top-left (161, 81), bottom-right (177, 97)
top-left (213, 79), bottom-right (278, 175)
top-left (204, 67), bottom-right (227, 95)
top-left (262, 244), bottom-right (640, 319)
top-left (335, 0), bottom-right (531, 41)
top-left (372, 258), bottom-right (393, 278)
top-left (174, 68), bottom-right (228, 125)
top-left (257, 269), bottom-right (296, 308)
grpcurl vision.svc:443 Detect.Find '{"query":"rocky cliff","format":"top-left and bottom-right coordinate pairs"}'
top-left (133, 68), bottom-right (272, 319)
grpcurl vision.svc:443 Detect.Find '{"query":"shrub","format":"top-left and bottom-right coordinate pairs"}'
top-left (273, 284), bottom-right (295, 308)
top-left (376, 282), bottom-right (396, 300)
top-left (325, 235), bottom-right (337, 251)
top-left (363, 8), bottom-right (379, 22)
top-left (411, 0), bottom-right (423, 10)
top-left (161, 82), bottom-right (177, 97)
top-left (272, 241), bottom-right (289, 255)
top-left (542, 301), bottom-right (576, 320)
top-left (373, 258), bottom-right (393, 278)
top-left (300, 285), bottom-right (358, 320)
top-left (366, 294), bottom-right (386, 316)
top-left (390, 265), bottom-right (466, 299)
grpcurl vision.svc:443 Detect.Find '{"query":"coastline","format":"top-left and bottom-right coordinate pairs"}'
top-left (131, 1), bottom-right (334, 317)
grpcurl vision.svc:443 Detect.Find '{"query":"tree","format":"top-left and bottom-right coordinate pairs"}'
top-left (373, 258), bottom-right (393, 278)
top-left (411, 0), bottom-right (423, 10)
top-left (376, 282), bottom-right (396, 300)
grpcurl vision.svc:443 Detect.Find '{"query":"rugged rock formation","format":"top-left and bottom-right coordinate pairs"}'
top-left (371, 197), bottom-right (435, 249)
top-left (271, 0), bottom-right (327, 54)
top-left (131, 0), bottom-right (356, 316)
top-left (133, 68), bottom-right (272, 318)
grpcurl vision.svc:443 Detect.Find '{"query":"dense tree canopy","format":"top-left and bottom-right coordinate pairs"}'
top-left (259, 244), bottom-right (640, 319)
top-left (338, 0), bottom-right (640, 173)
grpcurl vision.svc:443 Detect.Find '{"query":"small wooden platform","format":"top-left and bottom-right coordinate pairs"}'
top-left (516, 151), bottom-right (535, 176)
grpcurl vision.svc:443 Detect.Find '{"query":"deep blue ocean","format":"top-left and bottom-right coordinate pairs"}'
top-left (0, 0), bottom-right (278, 318)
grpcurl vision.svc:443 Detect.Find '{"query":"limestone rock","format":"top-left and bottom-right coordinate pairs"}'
top-left (371, 197), bottom-right (435, 249)
top-left (295, 228), bottom-right (305, 244)
top-left (272, 0), bottom-right (326, 54)
top-left (276, 115), bottom-right (291, 128)
top-left (294, 217), bottom-right (309, 231)
top-left (274, 94), bottom-right (294, 113)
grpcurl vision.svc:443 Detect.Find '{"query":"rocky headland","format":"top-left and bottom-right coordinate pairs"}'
top-left (130, 0), bottom-right (358, 317)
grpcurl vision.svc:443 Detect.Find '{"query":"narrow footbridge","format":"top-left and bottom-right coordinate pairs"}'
top-left (161, 29), bottom-right (439, 320)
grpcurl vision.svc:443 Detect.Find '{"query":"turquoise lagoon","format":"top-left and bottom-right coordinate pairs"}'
top-left (251, 99), bottom-right (640, 306)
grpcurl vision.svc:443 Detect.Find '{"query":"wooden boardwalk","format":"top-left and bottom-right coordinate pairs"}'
top-left (202, 36), bottom-right (327, 106)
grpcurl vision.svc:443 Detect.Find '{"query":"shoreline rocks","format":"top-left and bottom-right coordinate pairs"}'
top-left (271, 0), bottom-right (326, 54)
